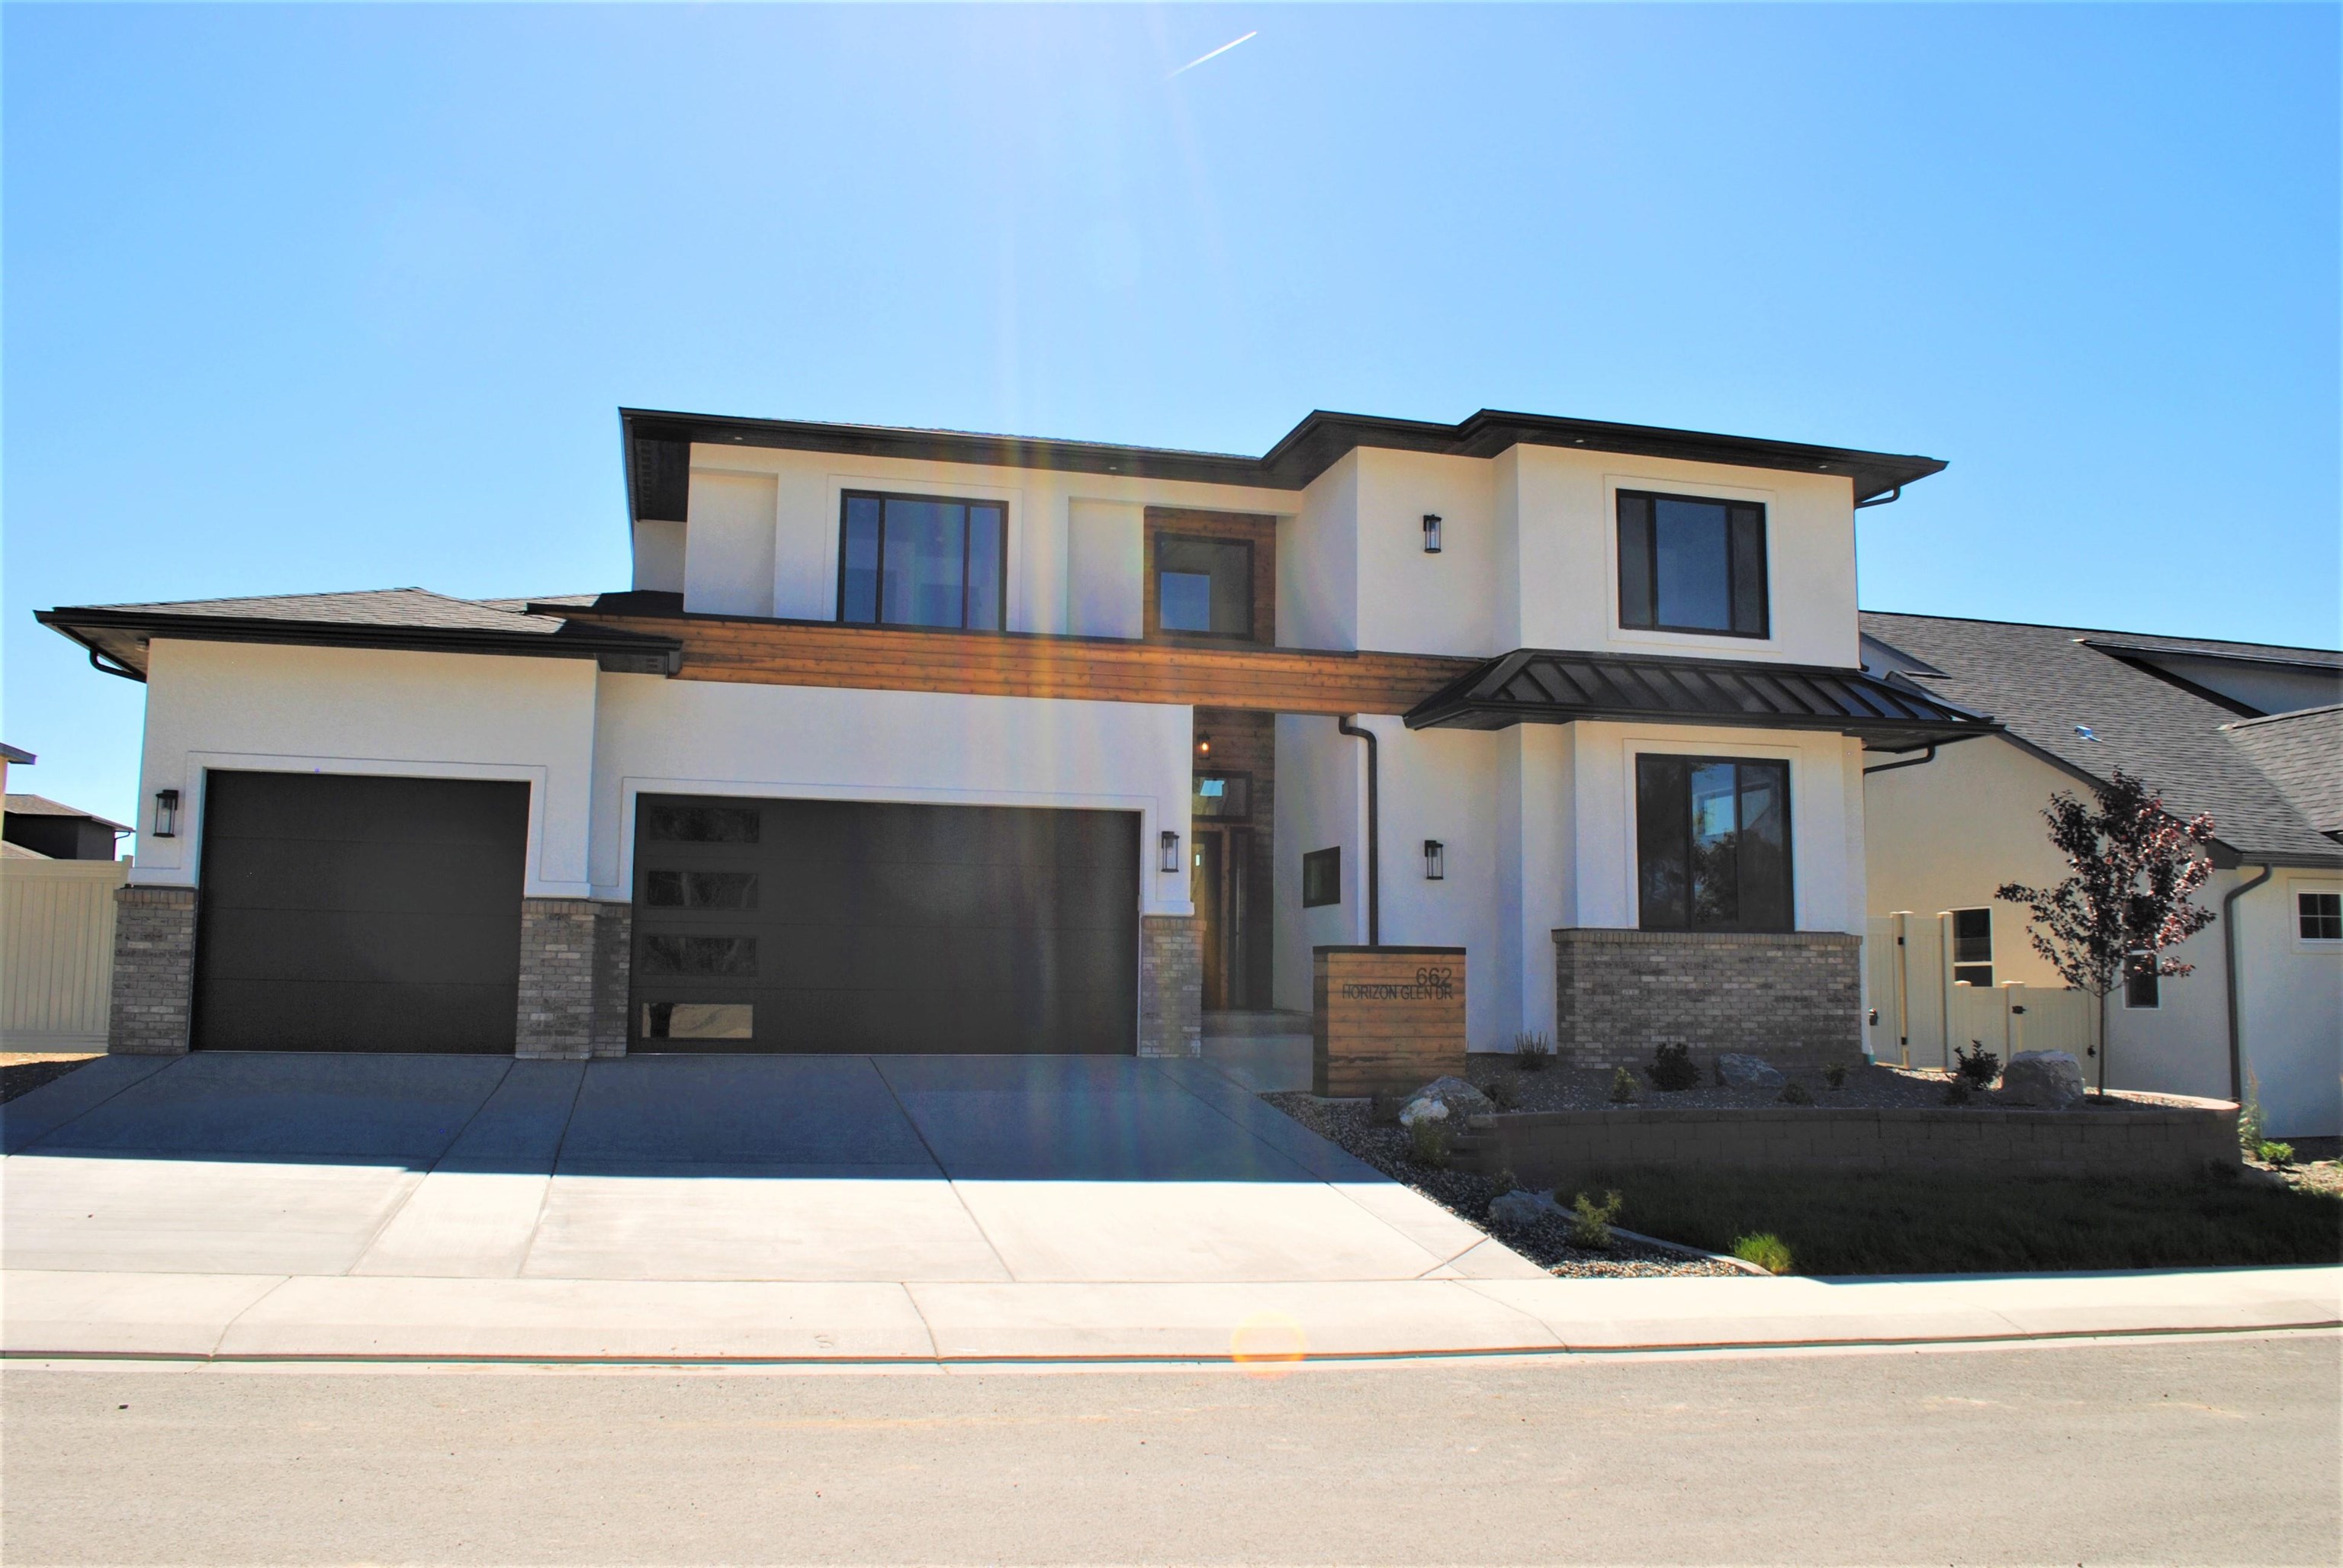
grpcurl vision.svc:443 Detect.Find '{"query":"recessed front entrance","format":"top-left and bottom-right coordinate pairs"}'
top-left (628, 795), bottom-right (1140, 1054)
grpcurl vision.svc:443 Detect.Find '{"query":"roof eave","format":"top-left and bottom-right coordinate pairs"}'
top-left (35, 608), bottom-right (683, 678)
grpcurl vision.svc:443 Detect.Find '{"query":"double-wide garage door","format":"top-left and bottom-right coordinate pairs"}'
top-left (193, 772), bottom-right (529, 1052)
top-left (630, 795), bottom-right (1139, 1054)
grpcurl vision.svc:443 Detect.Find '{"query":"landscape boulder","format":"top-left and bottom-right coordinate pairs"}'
top-left (1999, 1050), bottom-right (2088, 1109)
top-left (1487, 1188), bottom-right (1563, 1229)
top-left (1714, 1053), bottom-right (1786, 1091)
top-left (1400, 1075), bottom-right (1496, 1128)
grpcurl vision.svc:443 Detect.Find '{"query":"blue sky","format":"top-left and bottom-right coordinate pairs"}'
top-left (5, 3), bottom-right (2337, 831)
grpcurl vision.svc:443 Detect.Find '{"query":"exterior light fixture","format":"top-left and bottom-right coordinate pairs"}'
top-left (153, 789), bottom-right (180, 839)
top-left (1423, 839), bottom-right (1445, 880)
top-left (1422, 514), bottom-right (1443, 554)
top-left (1159, 830), bottom-right (1181, 874)
top-left (1196, 732), bottom-right (1212, 760)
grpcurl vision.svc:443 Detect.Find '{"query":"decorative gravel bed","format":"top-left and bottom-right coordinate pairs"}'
top-left (1458, 1056), bottom-right (2201, 1113)
top-left (1265, 1092), bottom-right (1747, 1278)
top-left (0, 1053), bottom-right (96, 1105)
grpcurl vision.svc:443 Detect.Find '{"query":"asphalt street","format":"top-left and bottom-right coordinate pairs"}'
top-left (4, 1332), bottom-right (2336, 1566)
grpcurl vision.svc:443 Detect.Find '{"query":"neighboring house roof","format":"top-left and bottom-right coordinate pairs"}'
top-left (621, 406), bottom-right (1947, 516)
top-left (2222, 705), bottom-right (2343, 840)
top-left (35, 588), bottom-right (681, 681)
top-left (1860, 611), bottom-right (2343, 868)
top-left (0, 742), bottom-right (34, 765)
top-left (1403, 647), bottom-right (1996, 752)
top-left (5, 794), bottom-right (132, 832)
top-left (2, 840), bottom-right (49, 860)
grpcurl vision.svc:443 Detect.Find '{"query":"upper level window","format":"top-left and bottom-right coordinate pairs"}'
top-left (2123, 955), bottom-right (2161, 1009)
top-left (1155, 535), bottom-right (1255, 638)
top-left (1635, 755), bottom-right (1792, 931)
top-left (1617, 490), bottom-right (1768, 638)
top-left (839, 491), bottom-right (1005, 631)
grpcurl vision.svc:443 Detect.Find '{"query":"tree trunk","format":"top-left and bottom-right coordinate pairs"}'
top-left (2094, 988), bottom-right (2109, 1096)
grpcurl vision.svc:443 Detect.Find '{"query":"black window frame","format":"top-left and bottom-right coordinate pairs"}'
top-left (1301, 847), bottom-right (1342, 908)
top-left (1151, 532), bottom-right (1257, 641)
top-left (1615, 488), bottom-right (1770, 639)
top-left (1634, 753), bottom-right (1795, 933)
top-left (2122, 954), bottom-right (2161, 1010)
top-left (2299, 890), bottom-right (2342, 942)
top-left (1193, 771), bottom-right (1252, 822)
top-left (836, 489), bottom-right (1009, 631)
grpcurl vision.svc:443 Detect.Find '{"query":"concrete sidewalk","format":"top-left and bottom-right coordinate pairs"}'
top-left (7, 1264), bottom-right (2336, 1363)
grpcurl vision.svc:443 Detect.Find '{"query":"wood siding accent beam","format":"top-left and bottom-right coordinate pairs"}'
top-left (570, 612), bottom-right (1474, 715)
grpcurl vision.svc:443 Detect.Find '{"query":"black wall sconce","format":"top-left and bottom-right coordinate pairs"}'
top-left (153, 788), bottom-right (180, 839)
top-left (1195, 731), bottom-right (1213, 760)
top-left (1159, 830), bottom-right (1181, 874)
top-left (1422, 838), bottom-right (1445, 879)
top-left (1422, 514), bottom-right (1443, 554)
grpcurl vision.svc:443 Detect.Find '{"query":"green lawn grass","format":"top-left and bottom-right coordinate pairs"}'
top-left (1565, 1168), bottom-right (2343, 1275)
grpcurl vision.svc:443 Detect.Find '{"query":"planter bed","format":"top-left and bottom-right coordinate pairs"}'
top-left (1265, 1093), bottom-right (1746, 1278)
top-left (1460, 1057), bottom-right (2203, 1114)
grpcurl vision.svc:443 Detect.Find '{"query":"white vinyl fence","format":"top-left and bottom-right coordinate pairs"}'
top-left (1, 856), bottom-right (127, 1051)
top-left (1866, 911), bottom-right (2092, 1069)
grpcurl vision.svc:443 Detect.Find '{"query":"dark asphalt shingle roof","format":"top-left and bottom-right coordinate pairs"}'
top-left (2222, 705), bottom-right (2343, 839)
top-left (1861, 612), bottom-right (2342, 867)
top-left (77, 588), bottom-right (569, 635)
top-left (4, 794), bottom-right (132, 831)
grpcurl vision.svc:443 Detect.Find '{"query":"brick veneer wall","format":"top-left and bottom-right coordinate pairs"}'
top-left (1139, 914), bottom-right (1201, 1058)
top-left (107, 885), bottom-right (198, 1054)
top-left (590, 900), bottom-right (632, 1057)
top-left (516, 897), bottom-right (596, 1059)
top-left (1457, 1098), bottom-right (2241, 1185)
top-left (1552, 927), bottom-right (1861, 1072)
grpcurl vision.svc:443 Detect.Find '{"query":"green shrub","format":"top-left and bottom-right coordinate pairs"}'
top-left (1486, 1075), bottom-right (1522, 1112)
top-left (1369, 1091), bottom-right (1406, 1127)
top-left (2259, 1141), bottom-right (2296, 1168)
top-left (1491, 1168), bottom-right (1519, 1198)
top-left (1954, 1040), bottom-right (2001, 1089)
top-left (2240, 1068), bottom-right (2265, 1155)
top-left (1733, 1232), bottom-right (1795, 1274)
top-left (1779, 1081), bottom-right (1814, 1105)
top-left (1566, 1189), bottom-right (1624, 1249)
top-left (1943, 1076), bottom-right (1973, 1106)
top-left (1647, 1041), bottom-right (1701, 1093)
top-left (1823, 1062), bottom-right (1848, 1090)
top-left (1609, 1066), bottom-right (1638, 1104)
top-left (1512, 1031), bottom-right (1553, 1072)
top-left (1407, 1116), bottom-right (1451, 1169)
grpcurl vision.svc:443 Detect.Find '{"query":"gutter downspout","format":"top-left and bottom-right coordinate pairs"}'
top-left (1861, 743), bottom-right (1938, 776)
top-left (2222, 864), bottom-right (2273, 1106)
top-left (1338, 716), bottom-right (1379, 946)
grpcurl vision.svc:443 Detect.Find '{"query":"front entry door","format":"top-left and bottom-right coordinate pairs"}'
top-left (1191, 825), bottom-right (1249, 1011)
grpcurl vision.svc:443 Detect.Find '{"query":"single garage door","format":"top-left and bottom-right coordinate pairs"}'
top-left (192, 771), bottom-right (529, 1052)
top-left (631, 795), bottom-right (1139, 1054)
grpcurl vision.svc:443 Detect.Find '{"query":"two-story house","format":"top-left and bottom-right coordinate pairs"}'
top-left (40, 406), bottom-right (1988, 1067)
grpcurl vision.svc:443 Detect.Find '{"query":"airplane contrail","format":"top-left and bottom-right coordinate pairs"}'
top-left (1169, 31), bottom-right (1257, 79)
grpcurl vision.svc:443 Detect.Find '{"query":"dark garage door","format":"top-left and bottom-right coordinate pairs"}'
top-left (192, 772), bottom-right (529, 1052)
top-left (631, 795), bottom-right (1139, 1054)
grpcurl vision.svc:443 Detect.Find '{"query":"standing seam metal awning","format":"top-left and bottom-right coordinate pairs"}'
top-left (1403, 649), bottom-right (1998, 751)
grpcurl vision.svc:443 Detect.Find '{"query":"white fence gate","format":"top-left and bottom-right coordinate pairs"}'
top-left (1, 856), bottom-right (127, 1051)
top-left (1866, 911), bottom-right (2092, 1069)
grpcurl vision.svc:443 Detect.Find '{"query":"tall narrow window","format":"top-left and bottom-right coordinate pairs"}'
top-left (1951, 908), bottom-right (1994, 987)
top-left (1635, 755), bottom-right (1792, 931)
top-left (1616, 490), bottom-right (1769, 637)
top-left (2123, 955), bottom-right (2161, 1009)
top-left (837, 491), bottom-right (1007, 630)
top-left (1154, 535), bottom-right (1255, 638)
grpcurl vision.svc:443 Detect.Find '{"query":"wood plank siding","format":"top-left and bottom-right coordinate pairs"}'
top-left (569, 612), bottom-right (1477, 715)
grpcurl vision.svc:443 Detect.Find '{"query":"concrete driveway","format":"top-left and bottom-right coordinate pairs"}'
top-left (2, 1051), bottom-right (1538, 1291)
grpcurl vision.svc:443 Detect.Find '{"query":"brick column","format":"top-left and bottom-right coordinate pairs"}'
top-left (107, 885), bottom-right (198, 1054)
top-left (1552, 927), bottom-right (1863, 1073)
top-left (516, 897), bottom-right (596, 1059)
top-left (1138, 914), bottom-right (1201, 1059)
top-left (590, 900), bottom-right (632, 1058)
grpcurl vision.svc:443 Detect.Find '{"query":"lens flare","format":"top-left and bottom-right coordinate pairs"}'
top-left (1229, 1310), bottom-right (1306, 1377)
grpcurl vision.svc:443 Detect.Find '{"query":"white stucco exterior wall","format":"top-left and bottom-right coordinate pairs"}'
top-left (684, 470), bottom-right (779, 618)
top-left (590, 676), bottom-right (1195, 917)
top-left (1351, 449), bottom-right (1498, 657)
top-left (1065, 500), bottom-right (1143, 638)
top-left (1273, 712), bottom-right (1364, 1008)
top-left (132, 640), bottom-right (600, 897)
top-left (2242, 872), bottom-right (2343, 1137)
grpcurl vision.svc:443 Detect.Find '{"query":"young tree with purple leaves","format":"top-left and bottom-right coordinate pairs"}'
top-left (1995, 770), bottom-right (2217, 1095)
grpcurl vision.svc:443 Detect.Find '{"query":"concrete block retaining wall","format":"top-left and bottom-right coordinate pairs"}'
top-left (1456, 1099), bottom-right (2241, 1184)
